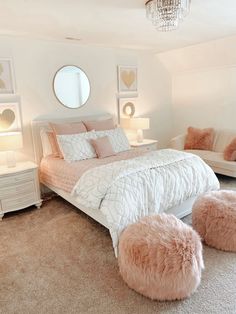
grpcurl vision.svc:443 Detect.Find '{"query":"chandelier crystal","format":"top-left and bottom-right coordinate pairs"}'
top-left (145, 0), bottom-right (191, 32)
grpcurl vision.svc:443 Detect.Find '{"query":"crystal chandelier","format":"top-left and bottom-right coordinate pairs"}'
top-left (145, 0), bottom-right (191, 32)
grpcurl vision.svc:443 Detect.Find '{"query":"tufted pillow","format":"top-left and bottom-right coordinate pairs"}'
top-left (84, 118), bottom-right (115, 131)
top-left (95, 128), bottom-right (130, 153)
top-left (224, 138), bottom-right (236, 161)
top-left (90, 136), bottom-right (115, 159)
top-left (184, 127), bottom-right (215, 151)
top-left (56, 131), bottom-right (97, 162)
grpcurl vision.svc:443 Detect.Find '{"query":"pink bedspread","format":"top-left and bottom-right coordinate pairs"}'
top-left (40, 149), bottom-right (147, 193)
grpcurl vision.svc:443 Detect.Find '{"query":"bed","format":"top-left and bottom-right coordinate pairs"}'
top-left (32, 114), bottom-right (220, 255)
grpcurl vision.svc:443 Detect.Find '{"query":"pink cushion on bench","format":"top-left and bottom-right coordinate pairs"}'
top-left (184, 127), bottom-right (215, 151)
top-left (224, 138), bottom-right (236, 161)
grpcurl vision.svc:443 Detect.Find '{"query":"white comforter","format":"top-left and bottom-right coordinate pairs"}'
top-left (72, 149), bottom-right (219, 252)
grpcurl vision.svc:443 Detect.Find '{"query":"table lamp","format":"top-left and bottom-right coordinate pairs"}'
top-left (0, 131), bottom-right (23, 167)
top-left (130, 118), bottom-right (150, 143)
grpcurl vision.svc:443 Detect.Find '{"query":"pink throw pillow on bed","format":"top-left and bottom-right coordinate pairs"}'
top-left (184, 127), bottom-right (215, 151)
top-left (84, 118), bottom-right (115, 131)
top-left (47, 131), bottom-right (60, 157)
top-left (90, 136), bottom-right (115, 158)
top-left (50, 122), bottom-right (87, 135)
top-left (224, 138), bottom-right (236, 161)
top-left (49, 122), bottom-right (87, 158)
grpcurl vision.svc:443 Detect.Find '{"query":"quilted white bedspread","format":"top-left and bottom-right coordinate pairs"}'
top-left (72, 149), bottom-right (219, 251)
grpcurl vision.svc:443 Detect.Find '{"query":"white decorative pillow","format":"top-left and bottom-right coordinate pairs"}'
top-left (40, 127), bottom-right (53, 157)
top-left (56, 131), bottom-right (97, 162)
top-left (95, 128), bottom-right (130, 153)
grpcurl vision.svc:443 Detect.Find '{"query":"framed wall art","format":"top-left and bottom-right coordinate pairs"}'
top-left (118, 98), bottom-right (136, 123)
top-left (0, 59), bottom-right (16, 95)
top-left (0, 102), bottom-right (22, 133)
top-left (118, 66), bottom-right (138, 94)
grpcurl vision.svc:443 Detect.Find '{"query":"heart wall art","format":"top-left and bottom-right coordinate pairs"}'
top-left (0, 103), bottom-right (22, 133)
top-left (118, 66), bottom-right (138, 94)
top-left (0, 59), bottom-right (16, 94)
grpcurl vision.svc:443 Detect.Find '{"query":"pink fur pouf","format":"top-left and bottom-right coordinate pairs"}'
top-left (192, 190), bottom-right (236, 252)
top-left (118, 214), bottom-right (204, 301)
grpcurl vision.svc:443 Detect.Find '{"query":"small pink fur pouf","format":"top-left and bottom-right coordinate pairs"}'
top-left (192, 190), bottom-right (236, 252)
top-left (118, 214), bottom-right (204, 301)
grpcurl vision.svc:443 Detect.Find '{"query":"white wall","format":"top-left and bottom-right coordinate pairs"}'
top-left (158, 36), bottom-right (236, 136)
top-left (2, 34), bottom-right (235, 163)
top-left (0, 36), bottom-right (172, 164)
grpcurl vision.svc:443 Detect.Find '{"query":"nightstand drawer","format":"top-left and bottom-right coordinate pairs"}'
top-left (0, 181), bottom-right (35, 198)
top-left (1, 192), bottom-right (37, 212)
top-left (0, 171), bottom-right (34, 188)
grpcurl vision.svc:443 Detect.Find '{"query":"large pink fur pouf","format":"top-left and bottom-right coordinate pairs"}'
top-left (118, 214), bottom-right (204, 301)
top-left (192, 190), bottom-right (236, 252)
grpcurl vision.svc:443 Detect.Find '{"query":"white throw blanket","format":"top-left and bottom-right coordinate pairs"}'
top-left (72, 149), bottom-right (219, 252)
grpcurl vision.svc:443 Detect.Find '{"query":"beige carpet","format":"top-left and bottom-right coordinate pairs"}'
top-left (0, 175), bottom-right (236, 314)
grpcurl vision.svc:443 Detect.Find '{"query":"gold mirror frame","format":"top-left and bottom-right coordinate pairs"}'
top-left (53, 65), bottom-right (91, 109)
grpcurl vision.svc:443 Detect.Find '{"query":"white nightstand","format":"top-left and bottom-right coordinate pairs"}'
top-left (0, 161), bottom-right (42, 220)
top-left (130, 139), bottom-right (158, 152)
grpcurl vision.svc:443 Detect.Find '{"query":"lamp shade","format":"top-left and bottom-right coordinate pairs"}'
top-left (130, 118), bottom-right (150, 130)
top-left (0, 132), bottom-right (23, 151)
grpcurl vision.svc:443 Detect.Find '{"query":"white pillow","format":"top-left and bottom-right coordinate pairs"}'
top-left (56, 131), bottom-right (97, 162)
top-left (40, 128), bottom-right (52, 157)
top-left (95, 128), bottom-right (130, 153)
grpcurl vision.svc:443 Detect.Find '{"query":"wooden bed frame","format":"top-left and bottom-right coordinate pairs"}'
top-left (31, 113), bottom-right (195, 231)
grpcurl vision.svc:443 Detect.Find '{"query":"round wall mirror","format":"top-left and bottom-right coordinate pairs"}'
top-left (53, 65), bottom-right (91, 109)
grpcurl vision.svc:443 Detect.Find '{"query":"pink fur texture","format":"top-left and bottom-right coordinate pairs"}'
top-left (184, 127), bottom-right (215, 150)
top-left (224, 138), bottom-right (236, 161)
top-left (192, 190), bottom-right (236, 252)
top-left (118, 214), bottom-right (204, 301)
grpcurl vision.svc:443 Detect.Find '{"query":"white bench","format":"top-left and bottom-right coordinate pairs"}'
top-left (170, 129), bottom-right (236, 178)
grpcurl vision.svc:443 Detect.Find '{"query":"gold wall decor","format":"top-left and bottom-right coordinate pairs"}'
top-left (118, 98), bottom-right (137, 123)
top-left (118, 66), bottom-right (138, 94)
top-left (0, 103), bottom-right (21, 133)
top-left (0, 59), bottom-right (16, 94)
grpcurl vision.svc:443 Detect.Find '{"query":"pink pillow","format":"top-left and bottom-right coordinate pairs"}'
top-left (184, 127), bottom-right (215, 151)
top-left (84, 118), bottom-right (115, 131)
top-left (47, 131), bottom-right (60, 157)
top-left (224, 138), bottom-right (236, 161)
top-left (50, 122), bottom-right (86, 135)
top-left (49, 122), bottom-right (87, 158)
top-left (90, 136), bottom-right (115, 158)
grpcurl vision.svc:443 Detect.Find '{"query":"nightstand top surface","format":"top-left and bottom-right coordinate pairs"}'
top-left (130, 139), bottom-right (158, 147)
top-left (0, 161), bottom-right (38, 176)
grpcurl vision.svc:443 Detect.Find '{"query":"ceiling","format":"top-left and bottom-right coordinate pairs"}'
top-left (0, 0), bottom-right (236, 52)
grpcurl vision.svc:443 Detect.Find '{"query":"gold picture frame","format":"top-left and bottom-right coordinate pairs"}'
top-left (0, 102), bottom-right (22, 133)
top-left (118, 66), bottom-right (138, 94)
top-left (118, 98), bottom-right (136, 123)
top-left (0, 59), bottom-right (16, 95)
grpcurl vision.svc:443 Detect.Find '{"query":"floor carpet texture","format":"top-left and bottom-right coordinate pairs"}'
top-left (0, 175), bottom-right (236, 314)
